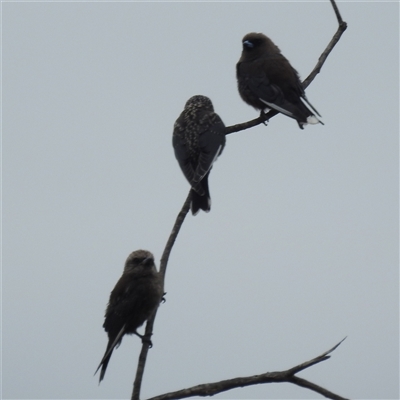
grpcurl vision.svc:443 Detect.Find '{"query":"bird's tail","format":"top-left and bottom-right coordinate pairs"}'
top-left (191, 174), bottom-right (211, 215)
top-left (95, 324), bottom-right (126, 383)
top-left (95, 348), bottom-right (113, 383)
top-left (260, 96), bottom-right (323, 128)
top-left (300, 96), bottom-right (324, 126)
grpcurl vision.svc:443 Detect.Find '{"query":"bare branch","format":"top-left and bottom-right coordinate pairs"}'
top-left (131, 191), bottom-right (191, 400)
top-left (288, 376), bottom-right (348, 400)
top-left (226, 0), bottom-right (347, 135)
top-left (287, 336), bottom-right (347, 375)
top-left (147, 339), bottom-right (348, 400)
top-left (329, 0), bottom-right (344, 25)
top-left (131, 1), bottom-right (348, 399)
top-left (159, 191), bottom-right (192, 280)
top-left (302, 19), bottom-right (347, 90)
top-left (225, 112), bottom-right (274, 135)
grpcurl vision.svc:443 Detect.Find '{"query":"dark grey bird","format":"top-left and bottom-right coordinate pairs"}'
top-left (173, 95), bottom-right (226, 215)
top-left (236, 32), bottom-right (323, 129)
top-left (95, 250), bottom-right (163, 383)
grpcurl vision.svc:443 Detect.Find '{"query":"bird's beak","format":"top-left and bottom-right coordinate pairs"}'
top-left (243, 40), bottom-right (254, 49)
top-left (142, 257), bottom-right (153, 266)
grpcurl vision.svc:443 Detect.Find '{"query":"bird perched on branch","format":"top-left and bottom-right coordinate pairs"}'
top-left (173, 95), bottom-right (226, 215)
top-left (95, 250), bottom-right (163, 383)
top-left (236, 32), bottom-right (323, 129)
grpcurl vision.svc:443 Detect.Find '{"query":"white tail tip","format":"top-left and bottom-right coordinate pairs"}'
top-left (307, 116), bottom-right (320, 125)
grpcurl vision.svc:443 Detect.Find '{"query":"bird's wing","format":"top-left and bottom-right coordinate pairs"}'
top-left (248, 73), bottom-right (296, 117)
top-left (107, 274), bottom-right (133, 308)
top-left (239, 58), bottom-right (310, 120)
top-left (104, 274), bottom-right (144, 330)
top-left (300, 95), bottom-right (322, 119)
top-left (173, 133), bottom-right (206, 195)
top-left (193, 115), bottom-right (226, 183)
top-left (238, 60), bottom-right (284, 101)
top-left (94, 323), bottom-right (126, 380)
top-left (259, 98), bottom-right (295, 118)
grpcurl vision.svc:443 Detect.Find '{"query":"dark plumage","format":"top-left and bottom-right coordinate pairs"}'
top-left (95, 250), bottom-right (163, 383)
top-left (173, 95), bottom-right (226, 215)
top-left (236, 32), bottom-right (323, 129)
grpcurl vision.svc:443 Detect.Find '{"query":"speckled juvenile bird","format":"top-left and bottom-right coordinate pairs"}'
top-left (173, 95), bottom-right (226, 215)
top-left (95, 250), bottom-right (163, 383)
top-left (236, 32), bottom-right (323, 129)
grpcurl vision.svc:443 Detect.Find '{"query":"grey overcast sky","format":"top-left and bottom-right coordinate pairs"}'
top-left (2, 1), bottom-right (399, 399)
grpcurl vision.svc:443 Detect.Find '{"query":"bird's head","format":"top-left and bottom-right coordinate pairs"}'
top-left (241, 32), bottom-right (279, 58)
top-left (124, 249), bottom-right (155, 273)
top-left (184, 95), bottom-right (214, 113)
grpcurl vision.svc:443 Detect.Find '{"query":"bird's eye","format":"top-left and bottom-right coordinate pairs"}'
top-left (243, 40), bottom-right (255, 49)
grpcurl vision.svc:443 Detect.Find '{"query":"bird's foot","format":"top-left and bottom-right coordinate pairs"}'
top-left (135, 331), bottom-right (153, 348)
top-left (161, 292), bottom-right (167, 303)
top-left (297, 120), bottom-right (305, 130)
top-left (260, 110), bottom-right (269, 126)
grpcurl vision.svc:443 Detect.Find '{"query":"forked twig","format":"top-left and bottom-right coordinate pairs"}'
top-left (146, 338), bottom-right (348, 400)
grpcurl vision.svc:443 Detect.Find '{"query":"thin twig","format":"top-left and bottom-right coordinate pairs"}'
top-left (302, 18), bottom-right (347, 90)
top-left (131, 191), bottom-right (191, 400)
top-left (226, 0), bottom-right (347, 135)
top-left (146, 339), bottom-right (348, 400)
top-left (287, 336), bottom-right (347, 375)
top-left (329, 0), bottom-right (344, 24)
top-left (159, 191), bottom-right (192, 280)
top-left (288, 376), bottom-right (348, 400)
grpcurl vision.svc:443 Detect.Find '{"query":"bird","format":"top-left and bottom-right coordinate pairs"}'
top-left (173, 95), bottom-right (226, 215)
top-left (95, 250), bottom-right (163, 383)
top-left (236, 32), bottom-right (323, 129)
